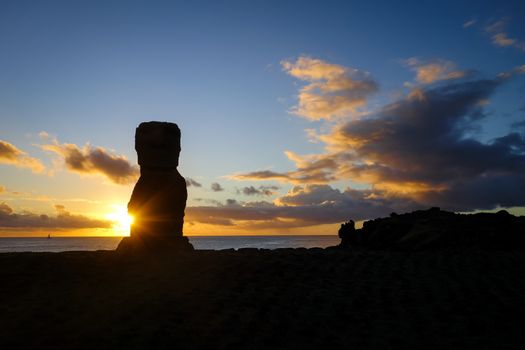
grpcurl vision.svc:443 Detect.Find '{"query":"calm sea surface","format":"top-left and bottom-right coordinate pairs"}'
top-left (0, 236), bottom-right (340, 253)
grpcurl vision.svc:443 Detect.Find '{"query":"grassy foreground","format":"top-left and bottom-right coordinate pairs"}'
top-left (1, 248), bottom-right (525, 349)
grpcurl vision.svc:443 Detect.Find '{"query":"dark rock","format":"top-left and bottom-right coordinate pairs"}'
top-left (117, 121), bottom-right (193, 252)
top-left (336, 207), bottom-right (525, 251)
top-left (307, 247), bottom-right (324, 252)
top-left (338, 220), bottom-right (356, 248)
top-left (237, 248), bottom-right (260, 253)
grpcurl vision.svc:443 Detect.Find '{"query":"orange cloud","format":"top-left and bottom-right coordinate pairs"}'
top-left (42, 139), bottom-right (138, 185)
top-left (405, 58), bottom-right (466, 84)
top-left (0, 140), bottom-right (45, 173)
top-left (231, 170), bottom-right (294, 182)
top-left (0, 202), bottom-right (112, 229)
top-left (485, 19), bottom-right (525, 52)
top-left (233, 69), bottom-right (525, 215)
top-left (281, 56), bottom-right (377, 120)
top-left (185, 184), bottom-right (418, 231)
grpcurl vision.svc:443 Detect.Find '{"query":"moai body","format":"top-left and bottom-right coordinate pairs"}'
top-left (118, 121), bottom-right (193, 252)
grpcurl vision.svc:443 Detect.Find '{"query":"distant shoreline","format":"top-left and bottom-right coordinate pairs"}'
top-left (0, 234), bottom-right (339, 238)
top-left (0, 235), bottom-right (341, 253)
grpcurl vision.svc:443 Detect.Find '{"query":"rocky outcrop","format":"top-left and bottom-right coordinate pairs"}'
top-left (117, 121), bottom-right (193, 252)
top-left (338, 220), bottom-right (355, 248)
top-left (337, 207), bottom-right (525, 250)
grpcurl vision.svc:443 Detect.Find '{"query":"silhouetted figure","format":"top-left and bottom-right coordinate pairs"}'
top-left (117, 121), bottom-right (193, 252)
top-left (338, 220), bottom-right (355, 248)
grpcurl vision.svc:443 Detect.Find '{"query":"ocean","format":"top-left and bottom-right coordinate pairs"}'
top-left (0, 236), bottom-right (340, 253)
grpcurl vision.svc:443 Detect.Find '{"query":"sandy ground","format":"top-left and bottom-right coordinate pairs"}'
top-left (1, 248), bottom-right (525, 349)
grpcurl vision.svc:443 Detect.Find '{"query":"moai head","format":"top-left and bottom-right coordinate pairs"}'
top-left (135, 121), bottom-right (181, 168)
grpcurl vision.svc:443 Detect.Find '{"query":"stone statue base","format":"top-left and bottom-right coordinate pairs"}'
top-left (116, 235), bottom-right (194, 253)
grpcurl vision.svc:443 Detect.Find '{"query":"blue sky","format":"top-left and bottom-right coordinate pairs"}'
top-left (1, 0), bottom-right (524, 236)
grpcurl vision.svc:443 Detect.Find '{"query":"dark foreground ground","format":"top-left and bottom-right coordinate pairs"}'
top-left (1, 248), bottom-right (525, 349)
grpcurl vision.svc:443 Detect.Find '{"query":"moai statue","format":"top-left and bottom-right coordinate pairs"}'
top-left (117, 121), bottom-right (193, 252)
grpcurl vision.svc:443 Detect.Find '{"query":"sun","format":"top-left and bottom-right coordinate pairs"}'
top-left (106, 205), bottom-right (134, 236)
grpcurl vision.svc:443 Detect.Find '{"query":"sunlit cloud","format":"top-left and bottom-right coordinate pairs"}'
top-left (186, 184), bottom-right (417, 229)
top-left (41, 138), bottom-right (138, 185)
top-left (0, 140), bottom-right (45, 173)
top-left (232, 170), bottom-right (294, 182)
top-left (281, 56), bottom-right (378, 120)
top-left (312, 77), bottom-right (524, 210)
top-left (405, 58), bottom-right (467, 84)
top-left (485, 18), bottom-right (525, 51)
top-left (0, 202), bottom-right (112, 229)
top-left (231, 151), bottom-right (341, 184)
top-left (233, 58), bottom-right (525, 217)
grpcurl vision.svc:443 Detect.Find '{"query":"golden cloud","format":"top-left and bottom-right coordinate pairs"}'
top-left (0, 140), bottom-right (45, 173)
top-left (0, 202), bottom-right (112, 229)
top-left (233, 69), bottom-right (525, 214)
top-left (41, 139), bottom-right (138, 185)
top-left (485, 19), bottom-right (525, 52)
top-left (405, 58), bottom-right (466, 84)
top-left (281, 56), bottom-right (377, 120)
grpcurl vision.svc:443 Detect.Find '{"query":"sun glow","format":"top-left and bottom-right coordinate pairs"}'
top-left (106, 205), bottom-right (134, 236)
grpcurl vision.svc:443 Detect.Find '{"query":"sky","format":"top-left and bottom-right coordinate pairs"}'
top-left (1, 0), bottom-right (525, 236)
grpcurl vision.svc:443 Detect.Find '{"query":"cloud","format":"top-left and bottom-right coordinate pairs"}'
top-left (225, 198), bottom-right (240, 206)
top-left (0, 202), bottom-right (112, 228)
top-left (0, 186), bottom-right (5, 193)
top-left (492, 33), bottom-right (516, 47)
top-left (240, 185), bottom-right (279, 196)
top-left (463, 19), bottom-right (477, 28)
top-left (211, 182), bottom-right (224, 192)
top-left (0, 140), bottom-right (45, 173)
top-left (276, 184), bottom-right (346, 206)
top-left (231, 152), bottom-right (341, 184)
top-left (405, 58), bottom-right (467, 84)
top-left (281, 56), bottom-right (378, 120)
top-left (186, 184), bottom-right (417, 229)
top-left (328, 79), bottom-right (522, 192)
top-left (324, 78), bottom-right (524, 210)
top-left (234, 64), bottom-right (525, 215)
top-left (232, 170), bottom-right (293, 182)
top-left (515, 65), bottom-right (525, 74)
top-left (231, 150), bottom-right (344, 184)
top-left (185, 178), bottom-right (202, 187)
top-left (485, 19), bottom-right (525, 51)
top-left (41, 139), bottom-right (138, 185)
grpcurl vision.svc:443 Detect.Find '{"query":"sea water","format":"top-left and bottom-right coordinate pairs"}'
top-left (0, 236), bottom-right (340, 253)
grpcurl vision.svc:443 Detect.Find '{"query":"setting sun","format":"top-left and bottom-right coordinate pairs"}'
top-left (106, 206), bottom-right (134, 236)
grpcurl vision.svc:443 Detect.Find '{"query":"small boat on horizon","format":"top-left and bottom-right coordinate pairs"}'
top-left (47, 234), bottom-right (51, 239)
